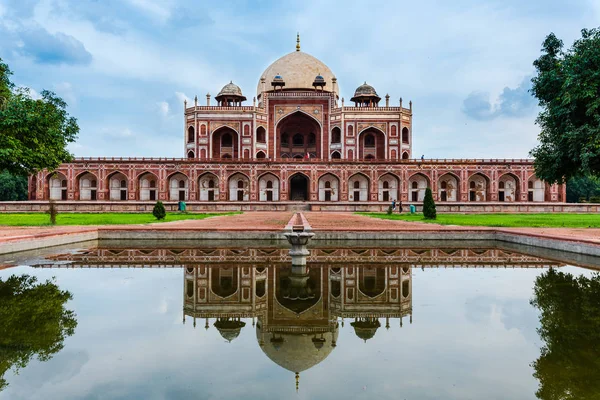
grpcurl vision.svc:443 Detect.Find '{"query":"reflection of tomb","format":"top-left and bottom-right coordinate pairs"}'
top-left (35, 246), bottom-right (565, 269)
top-left (183, 263), bottom-right (413, 390)
top-left (29, 243), bottom-right (567, 391)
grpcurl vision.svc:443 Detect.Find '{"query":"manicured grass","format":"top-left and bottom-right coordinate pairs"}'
top-left (357, 212), bottom-right (600, 228)
top-left (0, 212), bottom-right (241, 226)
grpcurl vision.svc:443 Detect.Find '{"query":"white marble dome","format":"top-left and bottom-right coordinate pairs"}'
top-left (257, 50), bottom-right (337, 97)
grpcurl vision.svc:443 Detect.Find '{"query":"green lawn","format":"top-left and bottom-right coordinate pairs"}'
top-left (357, 212), bottom-right (600, 228)
top-left (0, 212), bottom-right (241, 226)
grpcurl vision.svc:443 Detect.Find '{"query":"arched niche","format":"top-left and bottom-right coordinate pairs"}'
top-left (318, 173), bottom-right (339, 201)
top-left (199, 173), bottom-right (219, 201)
top-left (169, 173), bottom-right (189, 201)
top-left (348, 173), bottom-right (369, 202)
top-left (438, 173), bottom-right (459, 202)
top-left (408, 173), bottom-right (429, 202)
top-left (258, 173), bottom-right (280, 201)
top-left (378, 173), bottom-right (399, 202)
top-left (228, 173), bottom-right (249, 201)
top-left (139, 172), bottom-right (158, 201)
top-left (108, 172), bottom-right (128, 201)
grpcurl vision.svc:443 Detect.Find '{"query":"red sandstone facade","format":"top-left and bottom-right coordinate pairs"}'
top-left (28, 38), bottom-right (565, 209)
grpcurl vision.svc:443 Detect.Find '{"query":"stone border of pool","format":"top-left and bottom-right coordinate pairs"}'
top-left (0, 212), bottom-right (599, 257)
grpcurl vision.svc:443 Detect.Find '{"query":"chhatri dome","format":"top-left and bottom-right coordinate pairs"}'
top-left (257, 34), bottom-right (337, 98)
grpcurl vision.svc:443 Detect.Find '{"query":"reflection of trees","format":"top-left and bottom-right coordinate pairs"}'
top-left (531, 268), bottom-right (600, 400)
top-left (0, 275), bottom-right (77, 391)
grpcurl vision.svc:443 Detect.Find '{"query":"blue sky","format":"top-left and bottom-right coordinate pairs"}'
top-left (1, 0), bottom-right (599, 159)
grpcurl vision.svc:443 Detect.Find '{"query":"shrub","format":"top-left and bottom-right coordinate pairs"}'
top-left (423, 187), bottom-right (436, 219)
top-left (46, 201), bottom-right (58, 225)
top-left (386, 205), bottom-right (393, 215)
top-left (590, 196), bottom-right (600, 203)
top-left (153, 201), bottom-right (166, 220)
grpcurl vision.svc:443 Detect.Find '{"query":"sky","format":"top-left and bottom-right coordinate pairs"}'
top-left (0, 0), bottom-right (599, 159)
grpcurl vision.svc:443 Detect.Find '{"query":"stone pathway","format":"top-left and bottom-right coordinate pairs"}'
top-left (0, 211), bottom-right (599, 252)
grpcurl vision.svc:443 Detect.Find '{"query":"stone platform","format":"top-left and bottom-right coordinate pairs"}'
top-left (0, 212), bottom-right (599, 258)
top-left (1, 201), bottom-right (599, 213)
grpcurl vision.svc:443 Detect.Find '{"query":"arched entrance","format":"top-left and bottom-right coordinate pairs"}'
top-left (289, 174), bottom-right (309, 201)
top-left (277, 111), bottom-right (322, 159)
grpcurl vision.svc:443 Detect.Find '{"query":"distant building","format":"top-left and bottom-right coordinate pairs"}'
top-left (29, 35), bottom-right (565, 210)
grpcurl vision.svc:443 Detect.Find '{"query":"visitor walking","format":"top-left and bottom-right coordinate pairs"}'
top-left (392, 199), bottom-right (396, 211)
top-left (398, 200), bottom-right (403, 213)
top-left (421, 155), bottom-right (424, 161)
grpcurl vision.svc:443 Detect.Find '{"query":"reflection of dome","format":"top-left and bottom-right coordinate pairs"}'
top-left (214, 318), bottom-right (246, 342)
top-left (351, 318), bottom-right (381, 342)
top-left (256, 322), bottom-right (338, 373)
top-left (258, 51), bottom-right (337, 97)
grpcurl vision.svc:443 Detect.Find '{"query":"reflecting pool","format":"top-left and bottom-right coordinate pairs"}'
top-left (0, 240), bottom-right (599, 400)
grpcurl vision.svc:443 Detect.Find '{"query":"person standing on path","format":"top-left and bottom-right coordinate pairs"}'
top-left (398, 200), bottom-right (403, 213)
top-left (392, 199), bottom-right (396, 211)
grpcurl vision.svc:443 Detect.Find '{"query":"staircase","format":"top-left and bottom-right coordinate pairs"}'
top-left (286, 203), bottom-right (311, 211)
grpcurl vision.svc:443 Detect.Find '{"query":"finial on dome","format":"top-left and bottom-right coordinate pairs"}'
top-left (296, 33), bottom-right (300, 51)
top-left (295, 372), bottom-right (299, 392)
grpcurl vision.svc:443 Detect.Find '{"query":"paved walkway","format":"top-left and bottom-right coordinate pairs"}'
top-left (0, 211), bottom-right (599, 249)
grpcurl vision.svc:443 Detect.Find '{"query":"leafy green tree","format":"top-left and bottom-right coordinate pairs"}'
top-left (566, 175), bottom-right (600, 202)
top-left (423, 187), bottom-right (436, 219)
top-left (0, 275), bottom-right (77, 391)
top-left (530, 269), bottom-right (600, 399)
top-left (0, 171), bottom-right (28, 201)
top-left (530, 28), bottom-right (600, 183)
top-left (0, 58), bottom-right (79, 177)
top-left (153, 201), bottom-right (166, 220)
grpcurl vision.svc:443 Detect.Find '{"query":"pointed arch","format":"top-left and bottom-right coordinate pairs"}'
top-left (357, 126), bottom-right (385, 160)
top-left (318, 173), bottom-right (340, 201)
top-left (212, 126), bottom-right (239, 159)
top-left (527, 175), bottom-right (546, 202)
top-left (498, 173), bottom-right (520, 202)
top-left (199, 172), bottom-right (219, 201)
top-left (438, 172), bottom-right (460, 202)
top-left (275, 110), bottom-right (323, 159)
top-left (378, 173), bottom-right (400, 202)
top-left (47, 172), bottom-right (68, 201)
top-left (348, 173), bottom-right (370, 202)
top-left (187, 125), bottom-right (195, 143)
top-left (228, 172), bottom-right (249, 201)
top-left (107, 171), bottom-right (128, 201)
top-left (258, 172), bottom-right (280, 201)
top-left (468, 172), bottom-right (491, 202)
top-left (168, 172), bottom-right (189, 201)
top-left (408, 173), bottom-right (430, 202)
top-left (77, 171), bottom-right (98, 201)
top-left (138, 172), bottom-right (158, 201)
top-left (289, 172), bottom-right (310, 201)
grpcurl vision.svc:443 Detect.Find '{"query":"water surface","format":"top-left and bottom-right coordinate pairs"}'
top-left (1, 240), bottom-right (599, 400)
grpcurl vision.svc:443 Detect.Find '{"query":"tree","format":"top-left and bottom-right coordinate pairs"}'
top-left (566, 175), bottom-right (600, 202)
top-left (530, 269), bottom-right (600, 399)
top-left (153, 201), bottom-right (166, 220)
top-left (0, 58), bottom-right (79, 177)
top-left (423, 187), bottom-right (436, 219)
top-left (0, 171), bottom-right (28, 201)
top-left (530, 28), bottom-right (600, 184)
top-left (0, 275), bottom-right (77, 391)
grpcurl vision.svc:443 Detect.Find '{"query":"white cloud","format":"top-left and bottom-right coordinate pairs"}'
top-left (157, 100), bottom-right (169, 117)
top-left (53, 81), bottom-right (76, 104)
top-left (126, 0), bottom-right (172, 22)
